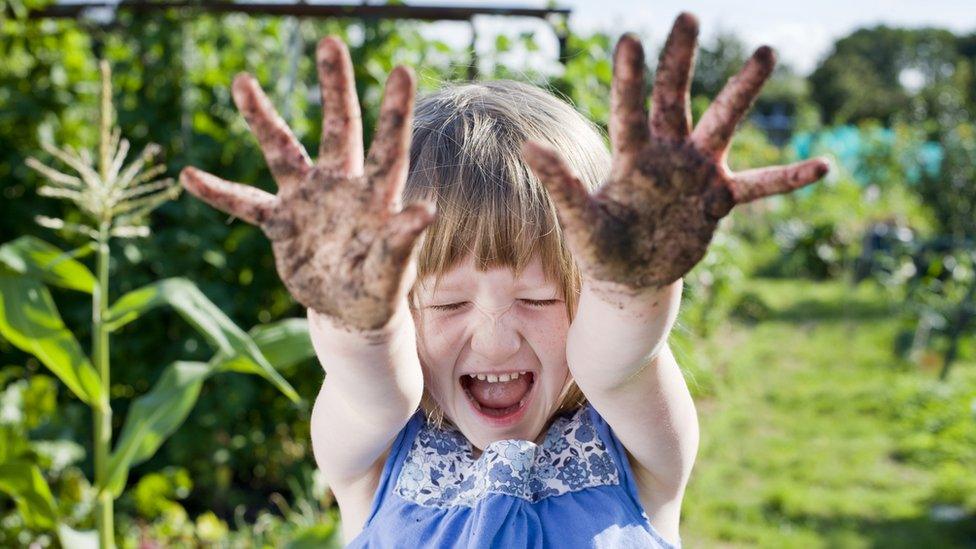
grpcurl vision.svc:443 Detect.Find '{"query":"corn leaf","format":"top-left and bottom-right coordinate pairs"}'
top-left (105, 278), bottom-right (298, 402)
top-left (0, 274), bottom-right (102, 406)
top-left (0, 236), bottom-right (95, 293)
top-left (103, 361), bottom-right (212, 498)
top-left (102, 316), bottom-right (314, 496)
top-left (248, 318), bottom-right (314, 375)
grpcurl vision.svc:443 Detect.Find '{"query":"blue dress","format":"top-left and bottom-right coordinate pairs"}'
top-left (346, 404), bottom-right (681, 548)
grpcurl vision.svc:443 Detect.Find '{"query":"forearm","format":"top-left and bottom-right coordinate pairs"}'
top-left (308, 300), bottom-right (424, 420)
top-left (567, 277), bottom-right (682, 390)
top-left (567, 279), bottom-right (698, 494)
top-left (308, 300), bottom-right (423, 483)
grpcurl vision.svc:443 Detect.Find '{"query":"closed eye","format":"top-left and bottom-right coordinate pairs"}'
top-left (520, 299), bottom-right (560, 307)
top-left (429, 301), bottom-right (469, 312)
top-left (429, 299), bottom-right (560, 312)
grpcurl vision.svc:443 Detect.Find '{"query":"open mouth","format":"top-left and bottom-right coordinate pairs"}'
top-left (460, 371), bottom-right (536, 420)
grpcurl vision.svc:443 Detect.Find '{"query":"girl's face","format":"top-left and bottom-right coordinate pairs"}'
top-left (411, 252), bottom-right (572, 451)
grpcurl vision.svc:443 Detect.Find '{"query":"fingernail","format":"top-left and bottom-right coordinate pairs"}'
top-left (815, 160), bottom-right (830, 177)
top-left (753, 46), bottom-right (775, 68)
top-left (675, 12), bottom-right (699, 32)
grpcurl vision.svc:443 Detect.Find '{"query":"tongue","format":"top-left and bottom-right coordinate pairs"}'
top-left (468, 376), bottom-right (531, 409)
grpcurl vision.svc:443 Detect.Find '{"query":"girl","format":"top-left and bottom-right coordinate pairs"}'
top-left (180, 12), bottom-right (828, 548)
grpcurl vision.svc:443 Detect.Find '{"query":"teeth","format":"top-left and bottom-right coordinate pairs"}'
top-left (469, 372), bottom-right (526, 383)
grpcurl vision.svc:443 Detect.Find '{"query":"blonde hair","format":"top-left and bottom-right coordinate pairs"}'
top-left (403, 79), bottom-right (612, 428)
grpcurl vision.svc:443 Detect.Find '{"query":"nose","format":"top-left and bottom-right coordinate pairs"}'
top-left (469, 301), bottom-right (521, 363)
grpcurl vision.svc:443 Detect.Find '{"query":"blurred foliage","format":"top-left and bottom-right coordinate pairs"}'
top-left (0, 371), bottom-right (94, 547)
top-left (888, 374), bottom-right (976, 513)
top-left (918, 121), bottom-right (976, 240)
top-left (682, 279), bottom-right (976, 547)
top-left (892, 242), bottom-right (976, 379)
top-left (754, 126), bottom-right (936, 281)
top-left (810, 26), bottom-right (974, 125)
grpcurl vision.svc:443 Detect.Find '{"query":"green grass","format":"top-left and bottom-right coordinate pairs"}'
top-left (675, 279), bottom-right (976, 548)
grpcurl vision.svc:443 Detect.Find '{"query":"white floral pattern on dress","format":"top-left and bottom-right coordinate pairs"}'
top-left (395, 406), bottom-right (620, 508)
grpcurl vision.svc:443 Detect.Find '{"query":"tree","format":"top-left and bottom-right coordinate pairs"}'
top-left (809, 26), bottom-right (960, 124)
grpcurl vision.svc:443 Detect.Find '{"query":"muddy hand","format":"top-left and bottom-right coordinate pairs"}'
top-left (522, 13), bottom-right (829, 292)
top-left (180, 37), bottom-right (435, 331)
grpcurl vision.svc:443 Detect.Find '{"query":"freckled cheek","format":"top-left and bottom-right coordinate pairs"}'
top-left (523, 310), bottom-right (570, 363)
top-left (416, 313), bottom-right (468, 373)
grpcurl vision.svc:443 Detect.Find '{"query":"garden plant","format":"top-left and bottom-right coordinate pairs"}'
top-left (0, 60), bottom-right (305, 548)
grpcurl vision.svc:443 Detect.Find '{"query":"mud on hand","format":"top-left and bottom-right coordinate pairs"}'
top-left (180, 37), bottom-right (435, 332)
top-left (523, 13), bottom-right (830, 293)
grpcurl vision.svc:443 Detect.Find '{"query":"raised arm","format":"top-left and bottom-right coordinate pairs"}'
top-left (179, 37), bottom-right (432, 498)
top-left (522, 11), bottom-right (830, 537)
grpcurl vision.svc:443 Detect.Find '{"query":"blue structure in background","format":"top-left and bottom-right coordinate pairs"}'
top-left (788, 125), bottom-right (943, 189)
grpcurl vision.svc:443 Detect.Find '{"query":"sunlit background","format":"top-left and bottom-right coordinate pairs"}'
top-left (1, 0), bottom-right (975, 547)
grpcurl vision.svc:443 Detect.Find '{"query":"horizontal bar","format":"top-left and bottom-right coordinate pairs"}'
top-left (29, 1), bottom-right (571, 21)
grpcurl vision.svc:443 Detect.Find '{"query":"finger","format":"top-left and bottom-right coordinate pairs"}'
top-left (731, 157), bottom-right (830, 203)
top-left (692, 46), bottom-right (775, 157)
top-left (386, 200), bottom-right (437, 256)
top-left (231, 73), bottom-right (312, 187)
top-left (365, 66), bottom-right (416, 209)
top-left (316, 36), bottom-right (364, 174)
top-left (521, 140), bottom-right (599, 252)
top-left (610, 34), bottom-right (650, 169)
top-left (650, 12), bottom-right (698, 141)
top-left (180, 166), bottom-right (277, 225)
top-left (364, 201), bottom-right (435, 316)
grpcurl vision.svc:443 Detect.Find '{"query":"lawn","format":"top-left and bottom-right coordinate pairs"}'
top-left (677, 279), bottom-right (976, 548)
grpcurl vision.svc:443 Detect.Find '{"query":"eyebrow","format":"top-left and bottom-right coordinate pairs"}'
top-left (431, 280), bottom-right (553, 293)
top-left (431, 281), bottom-right (466, 293)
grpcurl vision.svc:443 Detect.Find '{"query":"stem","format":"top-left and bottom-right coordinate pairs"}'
top-left (93, 59), bottom-right (116, 549)
top-left (92, 223), bottom-right (114, 549)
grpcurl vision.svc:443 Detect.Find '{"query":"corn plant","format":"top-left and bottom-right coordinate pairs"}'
top-left (0, 61), bottom-right (312, 548)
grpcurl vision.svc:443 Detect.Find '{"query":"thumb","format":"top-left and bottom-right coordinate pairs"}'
top-left (521, 140), bottom-right (598, 246)
top-left (386, 200), bottom-right (437, 257)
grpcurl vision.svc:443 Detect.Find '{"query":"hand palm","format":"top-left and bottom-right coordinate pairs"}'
top-left (524, 13), bottom-right (829, 291)
top-left (180, 38), bottom-right (434, 331)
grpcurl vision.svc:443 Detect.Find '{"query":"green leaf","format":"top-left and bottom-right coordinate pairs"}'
top-left (103, 361), bottom-right (212, 498)
top-left (101, 294), bottom-right (312, 497)
top-left (0, 236), bottom-right (96, 293)
top-left (0, 274), bottom-right (101, 406)
top-left (102, 316), bottom-right (314, 497)
top-left (248, 318), bottom-right (314, 375)
top-left (0, 461), bottom-right (59, 530)
top-left (106, 278), bottom-right (298, 402)
top-left (286, 522), bottom-right (342, 549)
top-left (57, 523), bottom-right (98, 549)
